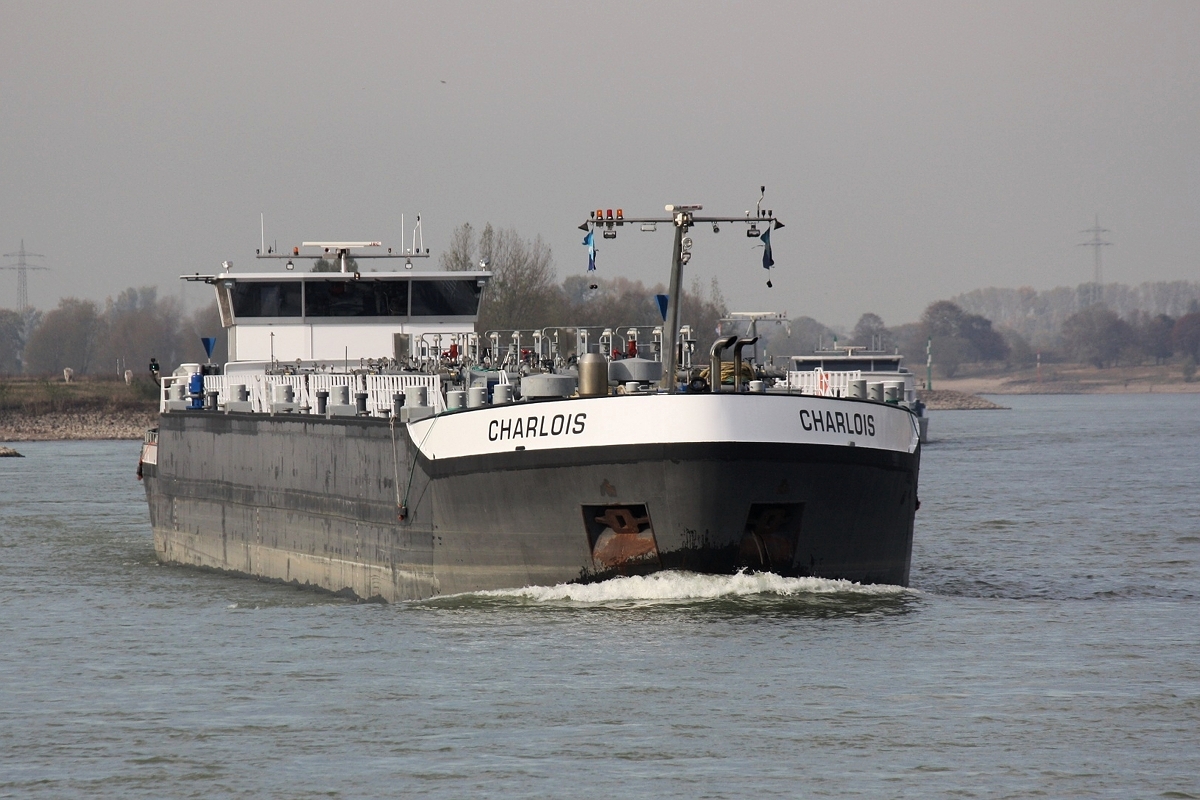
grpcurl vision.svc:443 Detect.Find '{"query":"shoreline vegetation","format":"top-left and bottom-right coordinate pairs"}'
top-left (2, 364), bottom-right (1196, 442)
top-left (0, 377), bottom-right (158, 442)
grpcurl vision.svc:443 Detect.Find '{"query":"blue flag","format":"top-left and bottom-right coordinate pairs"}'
top-left (582, 230), bottom-right (596, 273)
top-left (760, 228), bottom-right (774, 270)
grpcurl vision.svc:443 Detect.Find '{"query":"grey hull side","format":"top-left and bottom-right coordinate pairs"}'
top-left (144, 412), bottom-right (919, 601)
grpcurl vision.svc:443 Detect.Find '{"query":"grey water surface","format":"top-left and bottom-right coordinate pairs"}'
top-left (1, 394), bottom-right (1198, 799)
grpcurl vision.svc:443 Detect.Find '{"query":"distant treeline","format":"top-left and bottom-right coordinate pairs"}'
top-left (441, 222), bottom-right (728, 340)
top-left (756, 288), bottom-right (1200, 379)
top-left (951, 282), bottom-right (1200, 345)
top-left (4, 237), bottom-right (1198, 381)
top-left (0, 288), bottom-right (222, 378)
top-left (0, 223), bottom-right (726, 377)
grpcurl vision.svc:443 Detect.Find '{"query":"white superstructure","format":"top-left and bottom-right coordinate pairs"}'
top-left (197, 269), bottom-right (491, 363)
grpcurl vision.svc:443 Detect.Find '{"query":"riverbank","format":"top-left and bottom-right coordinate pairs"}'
top-left (0, 409), bottom-right (156, 441)
top-left (0, 377), bottom-right (158, 441)
top-left (916, 390), bottom-right (1005, 410)
top-left (931, 362), bottom-right (1199, 396)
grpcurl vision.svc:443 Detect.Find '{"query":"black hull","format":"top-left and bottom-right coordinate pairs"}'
top-left (144, 411), bottom-right (919, 601)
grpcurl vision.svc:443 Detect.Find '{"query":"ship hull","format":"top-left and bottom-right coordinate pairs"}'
top-left (143, 395), bottom-right (920, 601)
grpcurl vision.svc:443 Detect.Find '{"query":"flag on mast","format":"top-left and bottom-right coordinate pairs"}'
top-left (582, 229), bottom-right (596, 273)
top-left (760, 228), bottom-right (775, 287)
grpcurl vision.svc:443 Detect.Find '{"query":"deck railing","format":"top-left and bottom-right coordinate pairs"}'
top-left (785, 368), bottom-right (863, 397)
top-left (162, 370), bottom-right (444, 416)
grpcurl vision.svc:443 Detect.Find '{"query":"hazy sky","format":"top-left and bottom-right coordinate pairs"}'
top-left (2, 1), bottom-right (1198, 328)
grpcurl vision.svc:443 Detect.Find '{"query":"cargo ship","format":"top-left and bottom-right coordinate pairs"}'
top-left (140, 203), bottom-right (922, 600)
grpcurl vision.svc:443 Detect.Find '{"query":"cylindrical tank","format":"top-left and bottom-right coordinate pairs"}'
top-left (493, 384), bottom-right (512, 404)
top-left (868, 382), bottom-right (885, 402)
top-left (467, 386), bottom-right (488, 408)
top-left (578, 352), bottom-right (608, 397)
top-left (748, 380), bottom-right (766, 393)
top-left (885, 381), bottom-right (905, 404)
top-left (624, 381), bottom-right (641, 394)
top-left (317, 390), bottom-right (330, 416)
top-left (848, 379), bottom-right (867, 399)
top-left (521, 373), bottom-right (577, 398)
top-left (609, 358), bottom-right (663, 384)
top-left (332, 385), bottom-right (350, 406)
top-left (391, 392), bottom-right (403, 418)
top-left (447, 390), bottom-right (467, 411)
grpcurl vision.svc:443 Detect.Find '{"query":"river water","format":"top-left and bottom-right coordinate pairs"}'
top-left (1, 394), bottom-right (1197, 798)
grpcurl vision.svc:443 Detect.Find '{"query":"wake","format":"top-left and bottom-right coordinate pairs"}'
top-left (468, 570), bottom-right (912, 605)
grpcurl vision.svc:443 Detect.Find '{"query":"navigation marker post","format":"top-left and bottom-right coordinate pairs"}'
top-left (926, 337), bottom-right (933, 391)
top-left (580, 193), bottom-right (783, 393)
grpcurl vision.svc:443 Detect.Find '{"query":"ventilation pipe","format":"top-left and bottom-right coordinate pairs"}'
top-left (732, 337), bottom-right (759, 393)
top-left (708, 335), bottom-right (738, 393)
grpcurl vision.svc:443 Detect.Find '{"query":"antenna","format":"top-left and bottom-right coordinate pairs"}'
top-left (1078, 214), bottom-right (1112, 306)
top-left (260, 213), bottom-right (265, 255)
top-left (413, 214), bottom-right (424, 253)
top-left (1, 240), bottom-right (49, 312)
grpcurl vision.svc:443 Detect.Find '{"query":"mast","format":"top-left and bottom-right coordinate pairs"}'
top-left (579, 193), bottom-right (783, 393)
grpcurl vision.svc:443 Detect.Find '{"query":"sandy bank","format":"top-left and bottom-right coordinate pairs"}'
top-left (934, 376), bottom-right (1200, 396)
top-left (0, 410), bottom-right (156, 442)
top-left (916, 390), bottom-right (1006, 410)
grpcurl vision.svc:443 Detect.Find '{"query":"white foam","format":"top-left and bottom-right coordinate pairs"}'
top-left (472, 570), bottom-right (911, 604)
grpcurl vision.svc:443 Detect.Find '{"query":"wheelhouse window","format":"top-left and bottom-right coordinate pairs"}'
top-left (410, 279), bottom-right (483, 317)
top-left (304, 279), bottom-right (409, 317)
top-left (230, 282), bottom-right (302, 317)
top-left (828, 360), bottom-right (875, 372)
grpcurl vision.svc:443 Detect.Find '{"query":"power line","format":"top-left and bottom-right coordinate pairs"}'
top-left (1, 240), bottom-right (50, 312)
top-left (1077, 215), bottom-right (1112, 306)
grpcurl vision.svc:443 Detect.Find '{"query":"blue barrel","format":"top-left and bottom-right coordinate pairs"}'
top-left (188, 373), bottom-right (204, 409)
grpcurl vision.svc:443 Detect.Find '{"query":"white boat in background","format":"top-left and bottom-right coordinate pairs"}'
top-left (786, 346), bottom-right (929, 443)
